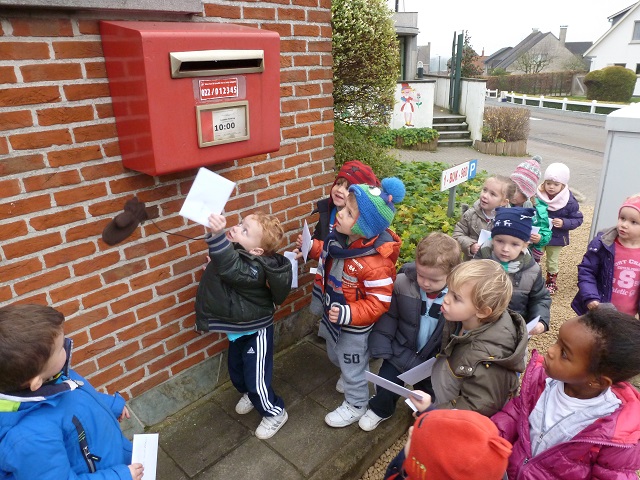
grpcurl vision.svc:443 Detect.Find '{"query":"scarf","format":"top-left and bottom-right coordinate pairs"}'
top-left (537, 184), bottom-right (570, 212)
top-left (311, 232), bottom-right (382, 343)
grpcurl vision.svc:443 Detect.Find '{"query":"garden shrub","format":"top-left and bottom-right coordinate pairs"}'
top-left (370, 127), bottom-right (439, 148)
top-left (391, 161), bottom-right (487, 265)
top-left (481, 106), bottom-right (529, 142)
top-left (585, 66), bottom-right (637, 102)
top-left (332, 0), bottom-right (399, 126)
top-left (334, 120), bottom-right (397, 179)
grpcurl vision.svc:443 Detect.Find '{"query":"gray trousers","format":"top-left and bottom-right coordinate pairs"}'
top-left (319, 322), bottom-right (370, 408)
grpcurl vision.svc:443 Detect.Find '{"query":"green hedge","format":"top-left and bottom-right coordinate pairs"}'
top-left (391, 161), bottom-right (487, 265)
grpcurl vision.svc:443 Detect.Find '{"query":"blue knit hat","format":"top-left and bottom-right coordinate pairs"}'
top-left (491, 207), bottom-right (535, 242)
top-left (349, 177), bottom-right (406, 239)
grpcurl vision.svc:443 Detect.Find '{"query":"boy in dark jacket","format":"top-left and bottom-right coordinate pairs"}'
top-left (363, 233), bottom-right (461, 431)
top-left (475, 207), bottom-right (551, 336)
top-left (0, 304), bottom-right (143, 480)
top-left (195, 211), bottom-right (292, 440)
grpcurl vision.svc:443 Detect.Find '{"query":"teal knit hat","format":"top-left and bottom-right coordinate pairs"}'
top-left (349, 177), bottom-right (406, 238)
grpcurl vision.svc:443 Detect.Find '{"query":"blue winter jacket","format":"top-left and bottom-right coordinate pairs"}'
top-left (0, 342), bottom-right (133, 480)
top-left (571, 227), bottom-right (617, 315)
top-left (547, 191), bottom-right (583, 247)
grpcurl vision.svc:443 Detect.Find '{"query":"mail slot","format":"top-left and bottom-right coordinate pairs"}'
top-left (100, 21), bottom-right (281, 176)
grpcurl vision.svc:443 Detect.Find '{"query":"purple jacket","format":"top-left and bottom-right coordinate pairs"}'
top-left (491, 351), bottom-right (640, 479)
top-left (547, 191), bottom-right (583, 247)
top-left (571, 227), bottom-right (619, 315)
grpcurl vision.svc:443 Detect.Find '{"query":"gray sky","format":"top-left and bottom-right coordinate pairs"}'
top-left (387, 0), bottom-right (635, 59)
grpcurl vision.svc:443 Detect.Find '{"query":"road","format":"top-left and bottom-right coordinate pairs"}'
top-left (396, 102), bottom-right (608, 205)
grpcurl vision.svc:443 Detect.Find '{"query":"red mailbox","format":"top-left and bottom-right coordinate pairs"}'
top-left (100, 21), bottom-right (281, 176)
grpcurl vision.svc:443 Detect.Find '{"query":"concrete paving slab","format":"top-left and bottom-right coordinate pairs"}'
top-left (196, 437), bottom-right (304, 480)
top-left (272, 341), bottom-right (337, 395)
top-left (156, 400), bottom-right (249, 477)
top-left (265, 397), bottom-right (357, 476)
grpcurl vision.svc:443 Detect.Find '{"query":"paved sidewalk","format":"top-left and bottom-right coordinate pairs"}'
top-left (150, 334), bottom-right (412, 479)
top-left (146, 134), bottom-right (602, 479)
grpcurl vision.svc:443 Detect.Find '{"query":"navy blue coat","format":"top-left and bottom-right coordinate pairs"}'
top-left (571, 227), bottom-right (617, 315)
top-left (547, 191), bottom-right (583, 247)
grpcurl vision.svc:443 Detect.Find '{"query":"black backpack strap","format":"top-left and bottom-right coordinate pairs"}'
top-left (72, 415), bottom-right (101, 473)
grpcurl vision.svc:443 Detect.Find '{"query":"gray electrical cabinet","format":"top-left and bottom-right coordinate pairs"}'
top-left (592, 103), bottom-right (640, 238)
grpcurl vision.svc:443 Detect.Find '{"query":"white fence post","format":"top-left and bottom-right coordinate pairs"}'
top-left (510, 91), bottom-right (515, 104)
top-left (562, 98), bottom-right (568, 111)
top-left (539, 95), bottom-right (544, 108)
top-left (590, 99), bottom-right (597, 114)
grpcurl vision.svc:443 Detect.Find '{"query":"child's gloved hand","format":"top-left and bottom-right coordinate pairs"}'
top-left (128, 463), bottom-right (144, 480)
top-left (208, 213), bottom-right (226, 235)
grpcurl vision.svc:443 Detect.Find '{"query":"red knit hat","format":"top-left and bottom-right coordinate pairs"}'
top-left (404, 410), bottom-right (512, 480)
top-left (334, 160), bottom-right (380, 189)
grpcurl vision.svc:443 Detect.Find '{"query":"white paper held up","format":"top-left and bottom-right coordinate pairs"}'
top-left (527, 315), bottom-right (541, 338)
top-left (132, 433), bottom-right (159, 480)
top-left (365, 371), bottom-right (423, 401)
top-left (283, 251), bottom-right (298, 288)
top-left (530, 226), bottom-right (540, 235)
top-left (397, 357), bottom-right (437, 385)
top-left (179, 168), bottom-right (236, 227)
top-left (477, 229), bottom-right (491, 247)
top-left (301, 220), bottom-right (312, 263)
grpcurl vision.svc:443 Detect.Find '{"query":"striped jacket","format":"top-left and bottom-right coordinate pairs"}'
top-left (311, 229), bottom-right (401, 341)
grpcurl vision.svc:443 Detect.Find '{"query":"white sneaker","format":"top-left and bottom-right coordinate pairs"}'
top-left (255, 409), bottom-right (288, 439)
top-left (325, 401), bottom-right (365, 428)
top-left (335, 376), bottom-right (345, 394)
top-left (358, 408), bottom-right (388, 431)
top-left (235, 393), bottom-right (254, 415)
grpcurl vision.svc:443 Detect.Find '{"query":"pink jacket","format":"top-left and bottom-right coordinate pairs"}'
top-left (491, 350), bottom-right (640, 479)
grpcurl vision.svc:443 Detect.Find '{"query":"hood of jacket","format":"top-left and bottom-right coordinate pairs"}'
top-left (246, 248), bottom-right (293, 305)
top-left (442, 309), bottom-right (528, 373)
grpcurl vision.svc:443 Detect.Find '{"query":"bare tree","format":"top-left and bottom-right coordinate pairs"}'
top-left (513, 46), bottom-right (554, 74)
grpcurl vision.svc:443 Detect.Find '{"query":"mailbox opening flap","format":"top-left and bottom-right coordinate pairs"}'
top-left (170, 50), bottom-right (264, 78)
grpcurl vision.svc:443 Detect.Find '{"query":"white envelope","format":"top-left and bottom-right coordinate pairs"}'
top-left (477, 229), bottom-right (491, 246)
top-left (284, 251), bottom-right (298, 288)
top-left (301, 220), bottom-right (312, 263)
top-left (179, 168), bottom-right (236, 227)
top-left (132, 434), bottom-right (158, 480)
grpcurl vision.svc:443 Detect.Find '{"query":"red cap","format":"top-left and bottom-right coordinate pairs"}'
top-left (404, 410), bottom-right (512, 480)
top-left (334, 160), bottom-right (380, 188)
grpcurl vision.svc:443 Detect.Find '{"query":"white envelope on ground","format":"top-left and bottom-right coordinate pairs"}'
top-left (179, 168), bottom-right (236, 227)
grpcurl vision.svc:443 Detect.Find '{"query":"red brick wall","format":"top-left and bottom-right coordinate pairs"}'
top-left (0, 1), bottom-right (333, 399)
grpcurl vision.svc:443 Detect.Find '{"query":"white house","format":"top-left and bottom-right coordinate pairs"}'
top-left (584, 2), bottom-right (640, 97)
